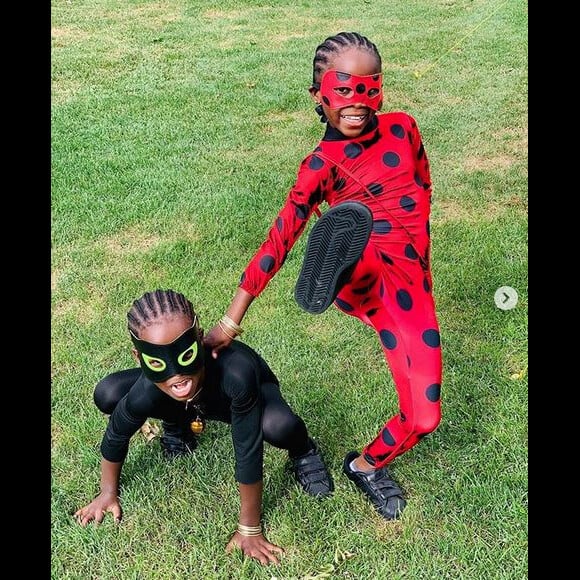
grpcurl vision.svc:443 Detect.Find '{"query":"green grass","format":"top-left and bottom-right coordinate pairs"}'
top-left (52, 1), bottom-right (528, 578)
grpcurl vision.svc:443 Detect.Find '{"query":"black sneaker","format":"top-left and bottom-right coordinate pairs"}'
top-left (294, 202), bottom-right (373, 314)
top-left (343, 451), bottom-right (406, 520)
top-left (292, 440), bottom-right (334, 497)
top-left (160, 422), bottom-right (198, 459)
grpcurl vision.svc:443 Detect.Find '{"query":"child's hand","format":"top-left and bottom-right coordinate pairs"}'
top-left (225, 531), bottom-right (284, 566)
top-left (203, 325), bottom-right (233, 359)
top-left (74, 492), bottom-right (122, 526)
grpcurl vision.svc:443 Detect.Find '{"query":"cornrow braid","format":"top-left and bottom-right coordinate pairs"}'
top-left (127, 289), bottom-right (196, 337)
top-left (312, 31), bottom-right (382, 86)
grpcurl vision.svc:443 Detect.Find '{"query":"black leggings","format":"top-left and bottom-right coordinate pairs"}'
top-left (94, 368), bottom-right (312, 458)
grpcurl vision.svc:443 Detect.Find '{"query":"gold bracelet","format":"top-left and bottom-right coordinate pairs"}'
top-left (218, 320), bottom-right (238, 340)
top-left (221, 315), bottom-right (244, 336)
top-left (237, 523), bottom-right (262, 537)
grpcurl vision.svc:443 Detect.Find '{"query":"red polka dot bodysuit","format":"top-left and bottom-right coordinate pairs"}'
top-left (239, 112), bottom-right (442, 469)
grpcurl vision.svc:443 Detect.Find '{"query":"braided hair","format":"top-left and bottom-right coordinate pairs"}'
top-left (312, 31), bottom-right (382, 86)
top-left (127, 289), bottom-right (196, 337)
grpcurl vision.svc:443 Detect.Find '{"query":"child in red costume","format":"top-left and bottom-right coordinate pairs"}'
top-left (205, 32), bottom-right (442, 520)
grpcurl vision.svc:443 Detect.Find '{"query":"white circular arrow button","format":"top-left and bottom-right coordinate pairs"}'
top-left (494, 286), bottom-right (518, 310)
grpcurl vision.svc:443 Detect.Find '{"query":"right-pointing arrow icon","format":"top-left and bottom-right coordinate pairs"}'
top-left (494, 286), bottom-right (518, 310)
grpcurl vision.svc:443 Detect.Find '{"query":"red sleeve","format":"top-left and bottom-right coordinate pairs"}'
top-left (239, 153), bottom-right (331, 297)
top-left (407, 114), bottom-right (432, 196)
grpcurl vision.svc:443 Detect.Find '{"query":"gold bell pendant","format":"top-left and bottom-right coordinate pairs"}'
top-left (190, 416), bottom-right (205, 434)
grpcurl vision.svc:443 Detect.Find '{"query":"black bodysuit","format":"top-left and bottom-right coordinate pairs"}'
top-left (94, 341), bottom-right (310, 484)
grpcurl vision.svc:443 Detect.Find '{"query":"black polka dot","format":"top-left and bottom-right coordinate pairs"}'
top-left (334, 177), bottom-right (346, 191)
top-left (407, 356), bottom-right (411, 367)
top-left (426, 220), bottom-right (431, 237)
top-left (380, 280), bottom-right (385, 297)
top-left (335, 297), bottom-right (354, 312)
top-left (417, 142), bottom-right (425, 159)
top-left (296, 204), bottom-right (309, 220)
top-left (373, 220), bottom-right (392, 234)
top-left (366, 307), bottom-right (378, 317)
top-left (414, 171), bottom-right (423, 187)
top-left (309, 155), bottom-right (324, 170)
top-left (400, 411), bottom-right (406, 422)
top-left (308, 189), bottom-right (323, 206)
top-left (276, 217), bottom-right (283, 232)
top-left (380, 329), bottom-right (397, 349)
top-left (390, 124), bottom-right (405, 139)
top-left (379, 252), bottom-right (394, 265)
top-left (352, 280), bottom-right (376, 294)
top-left (423, 277), bottom-right (431, 292)
top-left (426, 383), bottom-right (441, 402)
top-left (239, 272), bottom-right (246, 284)
top-left (422, 329), bottom-right (440, 347)
top-left (345, 143), bottom-right (363, 159)
top-left (381, 428), bottom-right (396, 446)
top-left (337, 71), bottom-right (351, 81)
top-left (368, 182), bottom-right (383, 195)
top-left (356, 83), bottom-right (365, 94)
top-left (396, 289), bottom-right (413, 311)
top-left (383, 151), bottom-right (400, 167)
top-left (400, 196), bottom-right (416, 212)
top-left (405, 244), bottom-right (418, 259)
top-left (259, 255), bottom-right (275, 273)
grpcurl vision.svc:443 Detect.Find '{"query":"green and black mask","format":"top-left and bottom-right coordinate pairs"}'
top-left (130, 320), bottom-right (205, 383)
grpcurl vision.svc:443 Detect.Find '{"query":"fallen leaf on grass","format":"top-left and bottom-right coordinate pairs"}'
top-left (140, 420), bottom-right (160, 442)
top-left (510, 366), bottom-right (528, 380)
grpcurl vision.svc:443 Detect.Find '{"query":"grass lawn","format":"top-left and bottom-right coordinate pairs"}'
top-left (52, 1), bottom-right (527, 578)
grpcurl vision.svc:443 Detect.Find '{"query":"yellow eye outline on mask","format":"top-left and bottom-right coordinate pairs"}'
top-left (141, 341), bottom-right (199, 372)
top-left (141, 353), bottom-right (166, 372)
top-left (178, 341), bottom-right (198, 366)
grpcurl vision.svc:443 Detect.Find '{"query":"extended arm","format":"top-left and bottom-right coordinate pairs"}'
top-left (203, 157), bottom-right (328, 358)
top-left (75, 385), bottom-right (149, 526)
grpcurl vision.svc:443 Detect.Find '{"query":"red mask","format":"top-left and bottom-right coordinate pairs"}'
top-left (319, 70), bottom-right (383, 111)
